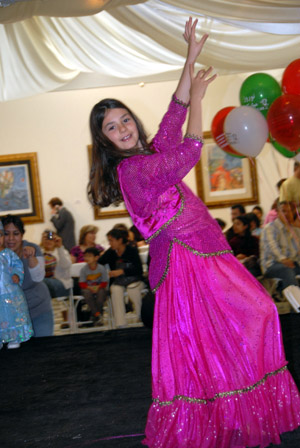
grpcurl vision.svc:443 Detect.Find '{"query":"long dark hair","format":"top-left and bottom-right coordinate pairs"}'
top-left (88, 98), bottom-right (152, 207)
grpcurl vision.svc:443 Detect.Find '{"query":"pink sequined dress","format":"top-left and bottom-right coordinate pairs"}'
top-left (117, 96), bottom-right (300, 448)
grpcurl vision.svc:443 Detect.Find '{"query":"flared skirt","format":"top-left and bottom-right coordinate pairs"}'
top-left (143, 244), bottom-right (300, 448)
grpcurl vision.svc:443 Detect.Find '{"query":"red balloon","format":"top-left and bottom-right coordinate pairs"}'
top-left (282, 59), bottom-right (300, 95)
top-left (211, 107), bottom-right (244, 157)
top-left (267, 94), bottom-right (300, 152)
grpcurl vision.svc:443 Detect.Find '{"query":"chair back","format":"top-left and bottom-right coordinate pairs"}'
top-left (71, 262), bottom-right (86, 278)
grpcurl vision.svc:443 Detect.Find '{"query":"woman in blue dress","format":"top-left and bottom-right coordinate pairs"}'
top-left (0, 220), bottom-right (33, 349)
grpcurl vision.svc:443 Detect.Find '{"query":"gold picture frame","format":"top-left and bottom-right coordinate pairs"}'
top-left (195, 132), bottom-right (259, 208)
top-left (0, 152), bottom-right (44, 224)
top-left (87, 145), bottom-right (130, 220)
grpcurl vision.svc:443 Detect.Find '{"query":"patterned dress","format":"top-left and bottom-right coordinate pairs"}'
top-left (117, 96), bottom-right (300, 447)
top-left (0, 248), bottom-right (33, 344)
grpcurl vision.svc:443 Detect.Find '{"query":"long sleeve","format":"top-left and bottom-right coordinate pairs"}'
top-left (98, 249), bottom-right (116, 270)
top-left (28, 256), bottom-right (45, 282)
top-left (121, 246), bottom-right (143, 278)
top-left (151, 95), bottom-right (188, 153)
top-left (50, 208), bottom-right (68, 231)
top-left (56, 246), bottom-right (72, 270)
top-left (118, 137), bottom-right (202, 217)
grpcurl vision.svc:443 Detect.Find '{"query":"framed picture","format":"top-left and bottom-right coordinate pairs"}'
top-left (195, 132), bottom-right (259, 208)
top-left (0, 152), bottom-right (44, 224)
top-left (87, 145), bottom-right (130, 220)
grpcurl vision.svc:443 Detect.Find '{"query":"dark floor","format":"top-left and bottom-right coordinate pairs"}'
top-left (1, 314), bottom-right (300, 448)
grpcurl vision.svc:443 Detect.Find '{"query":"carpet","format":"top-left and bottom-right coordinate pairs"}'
top-left (1, 314), bottom-right (300, 447)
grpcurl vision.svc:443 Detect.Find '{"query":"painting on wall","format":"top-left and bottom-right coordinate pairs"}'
top-left (87, 145), bottom-right (130, 220)
top-left (0, 152), bottom-right (44, 224)
top-left (195, 132), bottom-right (259, 208)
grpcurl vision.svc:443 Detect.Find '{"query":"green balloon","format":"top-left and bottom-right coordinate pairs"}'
top-left (271, 139), bottom-right (298, 158)
top-left (240, 73), bottom-right (282, 118)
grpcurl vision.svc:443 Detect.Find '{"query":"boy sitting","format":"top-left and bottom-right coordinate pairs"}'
top-left (79, 247), bottom-right (108, 326)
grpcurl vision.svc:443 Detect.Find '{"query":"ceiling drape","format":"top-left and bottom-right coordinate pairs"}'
top-left (1, 0), bottom-right (300, 101)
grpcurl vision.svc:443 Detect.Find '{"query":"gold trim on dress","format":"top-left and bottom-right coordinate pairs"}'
top-left (151, 239), bottom-right (233, 293)
top-left (145, 185), bottom-right (185, 244)
top-left (153, 366), bottom-right (287, 407)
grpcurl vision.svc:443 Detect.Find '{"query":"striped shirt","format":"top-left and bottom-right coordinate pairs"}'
top-left (260, 218), bottom-right (300, 273)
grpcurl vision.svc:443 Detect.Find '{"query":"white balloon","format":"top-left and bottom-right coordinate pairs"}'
top-left (224, 106), bottom-right (269, 157)
top-left (294, 153), bottom-right (300, 162)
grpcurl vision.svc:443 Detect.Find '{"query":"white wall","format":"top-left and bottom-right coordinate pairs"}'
top-left (0, 69), bottom-right (295, 248)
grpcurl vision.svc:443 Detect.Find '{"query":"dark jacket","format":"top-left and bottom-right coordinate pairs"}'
top-left (51, 207), bottom-right (75, 252)
top-left (98, 245), bottom-right (143, 285)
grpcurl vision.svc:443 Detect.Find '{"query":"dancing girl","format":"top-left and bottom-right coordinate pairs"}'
top-left (88, 18), bottom-right (300, 448)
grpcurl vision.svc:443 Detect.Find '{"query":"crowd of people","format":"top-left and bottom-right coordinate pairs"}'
top-left (215, 164), bottom-right (300, 302)
top-left (0, 199), bottom-right (150, 347)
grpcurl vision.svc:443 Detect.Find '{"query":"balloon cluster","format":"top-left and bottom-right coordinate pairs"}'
top-left (211, 59), bottom-right (300, 158)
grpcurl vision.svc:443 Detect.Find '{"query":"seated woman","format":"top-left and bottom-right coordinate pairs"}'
top-left (99, 228), bottom-right (144, 327)
top-left (70, 225), bottom-right (104, 263)
top-left (40, 230), bottom-right (73, 298)
top-left (2, 215), bottom-right (54, 337)
top-left (229, 215), bottom-right (261, 277)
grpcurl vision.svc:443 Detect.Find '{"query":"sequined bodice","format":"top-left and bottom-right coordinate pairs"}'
top-left (118, 97), bottom-right (231, 290)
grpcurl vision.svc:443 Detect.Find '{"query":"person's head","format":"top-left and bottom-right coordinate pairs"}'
top-left (245, 212), bottom-right (260, 231)
top-left (79, 225), bottom-right (98, 246)
top-left (83, 247), bottom-right (100, 266)
top-left (2, 215), bottom-right (25, 254)
top-left (88, 99), bottom-right (152, 208)
top-left (252, 206), bottom-right (263, 221)
top-left (231, 204), bottom-right (245, 222)
top-left (294, 162), bottom-right (300, 179)
top-left (41, 229), bottom-right (57, 251)
top-left (48, 197), bottom-right (63, 212)
top-left (233, 215), bottom-right (251, 237)
top-left (129, 225), bottom-right (144, 243)
top-left (277, 201), bottom-right (294, 224)
top-left (0, 220), bottom-right (4, 249)
top-left (215, 218), bottom-right (226, 230)
top-left (276, 178), bottom-right (287, 191)
top-left (106, 228), bottom-right (128, 251)
top-left (113, 223), bottom-right (129, 232)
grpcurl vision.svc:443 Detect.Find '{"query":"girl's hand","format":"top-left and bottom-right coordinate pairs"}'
top-left (189, 65), bottom-right (217, 102)
top-left (12, 274), bottom-right (20, 284)
top-left (23, 246), bottom-right (36, 259)
top-left (183, 17), bottom-right (208, 64)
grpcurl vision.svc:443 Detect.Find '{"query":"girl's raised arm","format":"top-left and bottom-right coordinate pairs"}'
top-left (175, 17), bottom-right (209, 105)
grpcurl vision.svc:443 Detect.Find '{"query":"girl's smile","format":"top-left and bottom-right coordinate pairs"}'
top-left (102, 108), bottom-right (141, 151)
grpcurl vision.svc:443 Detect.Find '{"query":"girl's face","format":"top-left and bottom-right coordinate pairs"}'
top-left (102, 108), bottom-right (141, 151)
top-left (233, 219), bottom-right (247, 236)
top-left (4, 223), bottom-right (23, 253)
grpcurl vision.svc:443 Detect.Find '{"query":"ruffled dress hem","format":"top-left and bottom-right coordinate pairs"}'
top-left (143, 368), bottom-right (300, 448)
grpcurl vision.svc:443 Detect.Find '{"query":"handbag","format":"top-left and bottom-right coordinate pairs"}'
top-left (113, 261), bottom-right (140, 286)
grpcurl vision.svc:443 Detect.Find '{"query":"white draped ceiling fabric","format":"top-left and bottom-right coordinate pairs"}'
top-left (0, 0), bottom-right (300, 101)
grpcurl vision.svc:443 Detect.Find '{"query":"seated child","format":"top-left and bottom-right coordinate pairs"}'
top-left (0, 220), bottom-right (33, 349)
top-left (79, 247), bottom-right (109, 326)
